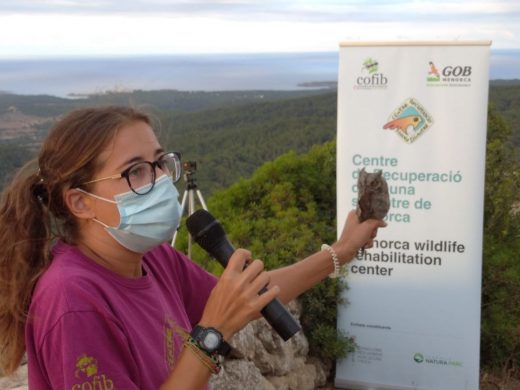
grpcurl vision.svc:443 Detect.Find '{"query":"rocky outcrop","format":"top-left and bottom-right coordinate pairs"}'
top-left (210, 300), bottom-right (330, 390)
top-left (0, 364), bottom-right (28, 390)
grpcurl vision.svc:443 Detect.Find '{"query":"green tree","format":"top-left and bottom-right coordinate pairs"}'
top-left (481, 106), bottom-right (520, 371)
top-left (159, 93), bottom-right (337, 195)
top-left (0, 144), bottom-right (34, 190)
top-left (176, 141), bottom-right (355, 362)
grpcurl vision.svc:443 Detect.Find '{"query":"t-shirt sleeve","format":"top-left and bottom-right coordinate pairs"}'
top-left (38, 311), bottom-right (140, 389)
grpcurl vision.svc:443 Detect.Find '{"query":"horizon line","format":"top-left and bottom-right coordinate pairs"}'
top-left (1, 48), bottom-right (520, 61)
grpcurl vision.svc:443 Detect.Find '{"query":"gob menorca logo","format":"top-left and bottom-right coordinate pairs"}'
top-left (354, 57), bottom-right (388, 90)
top-left (427, 61), bottom-right (472, 86)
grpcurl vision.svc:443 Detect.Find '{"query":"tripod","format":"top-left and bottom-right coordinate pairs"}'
top-left (171, 167), bottom-right (208, 258)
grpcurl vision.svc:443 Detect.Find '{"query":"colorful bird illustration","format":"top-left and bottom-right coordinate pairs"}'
top-left (383, 115), bottom-right (421, 137)
top-left (428, 61), bottom-right (440, 78)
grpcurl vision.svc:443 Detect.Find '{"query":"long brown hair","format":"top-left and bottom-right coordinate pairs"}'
top-left (0, 106), bottom-right (151, 374)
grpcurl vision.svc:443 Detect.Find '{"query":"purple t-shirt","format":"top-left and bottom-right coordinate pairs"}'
top-left (25, 241), bottom-right (217, 389)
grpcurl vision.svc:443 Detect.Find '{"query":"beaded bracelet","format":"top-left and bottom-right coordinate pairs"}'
top-left (174, 326), bottom-right (221, 374)
top-left (184, 336), bottom-right (222, 374)
top-left (321, 244), bottom-right (346, 279)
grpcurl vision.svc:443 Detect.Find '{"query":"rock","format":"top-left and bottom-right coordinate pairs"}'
top-left (228, 300), bottom-right (309, 378)
top-left (209, 360), bottom-right (275, 390)
top-left (0, 364), bottom-right (28, 390)
top-left (228, 322), bottom-right (256, 360)
top-left (212, 300), bottom-right (328, 390)
top-left (266, 359), bottom-right (325, 390)
top-left (307, 357), bottom-right (330, 387)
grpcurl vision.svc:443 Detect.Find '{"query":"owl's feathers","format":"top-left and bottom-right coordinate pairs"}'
top-left (356, 168), bottom-right (390, 222)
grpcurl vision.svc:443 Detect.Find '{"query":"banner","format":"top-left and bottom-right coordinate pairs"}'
top-left (335, 41), bottom-right (491, 390)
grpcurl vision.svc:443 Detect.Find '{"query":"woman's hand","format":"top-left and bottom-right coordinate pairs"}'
top-left (198, 249), bottom-right (280, 340)
top-left (333, 210), bottom-right (387, 265)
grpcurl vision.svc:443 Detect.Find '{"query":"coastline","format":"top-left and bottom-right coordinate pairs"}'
top-left (0, 50), bottom-right (518, 98)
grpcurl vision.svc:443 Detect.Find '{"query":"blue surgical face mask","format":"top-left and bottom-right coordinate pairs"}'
top-left (77, 175), bottom-right (182, 253)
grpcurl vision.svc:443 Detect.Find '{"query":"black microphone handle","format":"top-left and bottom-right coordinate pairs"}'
top-left (258, 286), bottom-right (300, 341)
top-left (205, 239), bottom-right (235, 267)
top-left (199, 238), bottom-right (301, 341)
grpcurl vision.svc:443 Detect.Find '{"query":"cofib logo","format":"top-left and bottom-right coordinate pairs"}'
top-left (354, 57), bottom-right (388, 90)
top-left (72, 354), bottom-right (114, 390)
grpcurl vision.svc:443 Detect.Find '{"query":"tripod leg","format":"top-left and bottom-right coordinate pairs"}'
top-left (195, 189), bottom-right (208, 211)
top-left (171, 189), bottom-right (189, 247)
top-left (188, 189), bottom-right (195, 257)
top-left (170, 172), bottom-right (209, 258)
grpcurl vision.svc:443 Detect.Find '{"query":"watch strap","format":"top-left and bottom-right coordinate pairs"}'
top-left (190, 325), bottom-right (231, 356)
top-left (217, 338), bottom-right (231, 357)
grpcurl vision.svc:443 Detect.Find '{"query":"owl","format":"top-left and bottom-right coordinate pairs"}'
top-left (356, 168), bottom-right (390, 222)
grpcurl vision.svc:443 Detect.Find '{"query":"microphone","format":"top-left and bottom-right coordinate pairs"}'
top-left (186, 209), bottom-right (301, 341)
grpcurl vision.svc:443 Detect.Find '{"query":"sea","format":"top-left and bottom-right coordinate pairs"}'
top-left (0, 50), bottom-right (519, 98)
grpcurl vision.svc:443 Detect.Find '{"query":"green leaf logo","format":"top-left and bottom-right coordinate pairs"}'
top-left (413, 353), bottom-right (424, 363)
top-left (363, 58), bottom-right (379, 74)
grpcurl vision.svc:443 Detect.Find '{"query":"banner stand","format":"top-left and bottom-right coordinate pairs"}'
top-left (335, 41), bottom-right (491, 390)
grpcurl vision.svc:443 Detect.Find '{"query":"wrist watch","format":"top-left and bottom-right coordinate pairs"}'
top-left (190, 325), bottom-right (231, 356)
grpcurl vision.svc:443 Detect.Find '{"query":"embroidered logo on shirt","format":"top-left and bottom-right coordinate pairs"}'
top-left (72, 354), bottom-right (114, 390)
top-left (164, 316), bottom-right (187, 370)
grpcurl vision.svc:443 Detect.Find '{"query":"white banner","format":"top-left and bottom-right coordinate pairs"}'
top-left (335, 41), bottom-right (491, 390)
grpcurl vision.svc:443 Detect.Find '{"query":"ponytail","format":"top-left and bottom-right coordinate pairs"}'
top-left (0, 159), bottom-right (53, 374)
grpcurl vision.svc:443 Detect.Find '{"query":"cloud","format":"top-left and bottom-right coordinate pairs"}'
top-left (0, 0), bottom-right (517, 57)
top-left (1, 0), bottom-right (519, 23)
top-left (0, 0), bottom-right (270, 17)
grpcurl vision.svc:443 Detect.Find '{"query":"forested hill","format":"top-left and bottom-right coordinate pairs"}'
top-left (0, 89), bottom-right (334, 191)
top-left (159, 93), bottom-right (337, 193)
top-left (155, 82), bottom-right (520, 194)
top-left (1, 83), bottom-right (520, 193)
top-left (489, 82), bottom-right (520, 146)
top-left (0, 89), bottom-right (330, 118)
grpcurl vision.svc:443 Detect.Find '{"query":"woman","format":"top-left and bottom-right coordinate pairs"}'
top-left (0, 106), bottom-right (385, 389)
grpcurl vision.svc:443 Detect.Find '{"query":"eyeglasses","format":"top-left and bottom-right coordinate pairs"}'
top-left (82, 152), bottom-right (182, 195)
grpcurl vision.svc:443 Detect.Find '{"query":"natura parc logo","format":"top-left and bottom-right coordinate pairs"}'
top-left (354, 57), bottom-right (388, 90)
top-left (413, 352), bottom-right (463, 368)
top-left (383, 98), bottom-right (433, 143)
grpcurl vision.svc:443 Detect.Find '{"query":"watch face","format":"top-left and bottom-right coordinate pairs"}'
top-left (203, 331), bottom-right (221, 350)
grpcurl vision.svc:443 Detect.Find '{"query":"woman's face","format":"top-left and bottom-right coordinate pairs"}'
top-left (87, 120), bottom-right (164, 228)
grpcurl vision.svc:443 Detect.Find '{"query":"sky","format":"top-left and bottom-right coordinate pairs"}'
top-left (0, 0), bottom-right (518, 58)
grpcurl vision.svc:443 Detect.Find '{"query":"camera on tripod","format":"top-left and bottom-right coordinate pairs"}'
top-left (172, 159), bottom-right (208, 257)
top-left (182, 160), bottom-right (197, 174)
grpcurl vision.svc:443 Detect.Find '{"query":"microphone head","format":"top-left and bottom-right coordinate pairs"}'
top-left (186, 209), bottom-right (227, 251)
